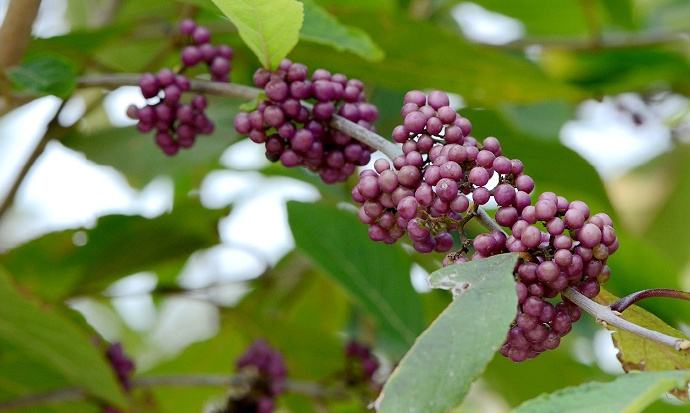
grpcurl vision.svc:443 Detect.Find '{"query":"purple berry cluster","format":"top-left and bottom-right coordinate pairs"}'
top-left (352, 90), bottom-right (534, 252)
top-left (344, 340), bottom-right (380, 387)
top-left (127, 19), bottom-right (233, 155)
top-left (226, 340), bottom-right (287, 413)
top-left (105, 342), bottom-right (135, 390)
top-left (352, 90), bottom-right (620, 362)
top-left (178, 18), bottom-right (233, 82)
top-left (494, 193), bottom-right (618, 361)
top-left (446, 192), bottom-right (618, 362)
top-left (233, 59), bottom-right (378, 183)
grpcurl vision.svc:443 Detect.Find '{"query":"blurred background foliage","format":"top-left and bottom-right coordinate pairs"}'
top-left (1, 0), bottom-right (690, 411)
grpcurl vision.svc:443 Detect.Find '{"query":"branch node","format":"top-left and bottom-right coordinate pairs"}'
top-left (676, 340), bottom-right (690, 351)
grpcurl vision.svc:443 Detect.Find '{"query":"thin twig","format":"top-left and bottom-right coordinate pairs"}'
top-left (563, 287), bottom-right (690, 350)
top-left (0, 100), bottom-right (68, 221)
top-left (0, 388), bottom-right (85, 411)
top-left (610, 288), bottom-right (690, 313)
top-left (0, 0), bottom-right (42, 111)
top-left (0, 0), bottom-right (41, 69)
top-left (0, 375), bottom-right (347, 411)
top-left (77, 74), bottom-right (403, 160)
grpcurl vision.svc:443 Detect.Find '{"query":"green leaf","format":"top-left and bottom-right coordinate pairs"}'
top-left (8, 54), bottom-right (76, 98)
top-left (2, 200), bottom-right (223, 300)
top-left (211, 0), bottom-right (304, 69)
top-left (0, 269), bottom-right (127, 408)
top-left (468, 0), bottom-right (591, 37)
top-left (300, 0), bottom-right (384, 61)
top-left (375, 253), bottom-right (518, 413)
top-left (511, 371), bottom-right (690, 413)
top-left (601, 0), bottom-right (637, 29)
top-left (287, 201), bottom-right (424, 356)
top-left (595, 289), bottom-right (690, 379)
top-left (644, 146), bottom-right (690, 268)
top-left (291, 12), bottom-right (581, 106)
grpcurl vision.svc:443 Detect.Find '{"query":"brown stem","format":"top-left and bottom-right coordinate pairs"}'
top-left (610, 288), bottom-right (690, 313)
top-left (0, 374), bottom-right (348, 411)
top-left (0, 0), bottom-right (41, 69)
top-left (0, 99), bottom-right (68, 221)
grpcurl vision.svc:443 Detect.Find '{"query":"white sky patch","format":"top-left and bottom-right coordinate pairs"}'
top-left (561, 94), bottom-right (673, 179)
top-left (410, 263), bottom-right (431, 293)
top-left (144, 297), bottom-right (219, 363)
top-left (451, 2), bottom-right (525, 45)
top-left (0, 0), bottom-right (69, 38)
top-left (59, 96), bottom-right (87, 127)
top-left (178, 245), bottom-right (268, 289)
top-left (199, 170), bottom-right (263, 209)
top-left (593, 329), bottom-right (624, 374)
top-left (104, 86), bottom-right (147, 126)
top-left (0, 142), bottom-right (173, 248)
top-left (221, 139), bottom-right (270, 170)
top-left (570, 336), bottom-right (596, 365)
top-left (219, 177), bottom-right (320, 265)
top-left (111, 294), bottom-right (158, 332)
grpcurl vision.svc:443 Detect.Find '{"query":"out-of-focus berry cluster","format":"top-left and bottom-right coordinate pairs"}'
top-left (106, 342), bottom-right (135, 391)
top-left (219, 340), bottom-right (287, 413)
top-left (127, 19), bottom-right (232, 155)
top-left (102, 342), bottom-right (135, 413)
top-left (344, 340), bottom-right (380, 389)
top-left (234, 59), bottom-right (378, 183)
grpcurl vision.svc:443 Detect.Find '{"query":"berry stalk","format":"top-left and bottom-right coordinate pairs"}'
top-left (610, 288), bottom-right (690, 313)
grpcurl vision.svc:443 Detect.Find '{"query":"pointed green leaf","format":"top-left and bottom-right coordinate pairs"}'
top-left (376, 253), bottom-right (519, 413)
top-left (8, 54), bottom-right (76, 98)
top-left (211, 0), bottom-right (304, 69)
top-left (512, 371), bottom-right (690, 413)
top-left (300, 0), bottom-right (383, 61)
top-left (287, 201), bottom-right (424, 356)
top-left (0, 269), bottom-right (127, 407)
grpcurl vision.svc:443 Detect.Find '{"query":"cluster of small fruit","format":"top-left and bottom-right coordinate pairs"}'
top-left (127, 19), bottom-right (232, 155)
top-left (234, 59), bottom-right (378, 183)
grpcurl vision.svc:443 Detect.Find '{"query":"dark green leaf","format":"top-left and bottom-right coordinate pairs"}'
top-left (300, 0), bottom-right (384, 61)
top-left (2, 200), bottom-right (223, 300)
top-left (376, 254), bottom-right (518, 413)
top-left (0, 269), bottom-right (127, 407)
top-left (287, 201), bottom-right (424, 356)
top-left (8, 54), bottom-right (77, 98)
top-left (512, 371), bottom-right (690, 413)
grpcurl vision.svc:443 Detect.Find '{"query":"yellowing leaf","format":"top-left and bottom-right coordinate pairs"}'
top-left (596, 288), bottom-right (690, 392)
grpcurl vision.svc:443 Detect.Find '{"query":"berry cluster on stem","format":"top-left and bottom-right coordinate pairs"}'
top-left (234, 59), bottom-right (378, 183)
top-left (352, 90), bottom-right (619, 361)
top-left (344, 340), bottom-right (380, 389)
top-left (102, 342), bottom-right (135, 413)
top-left (219, 340), bottom-right (287, 413)
top-left (127, 19), bottom-right (233, 155)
